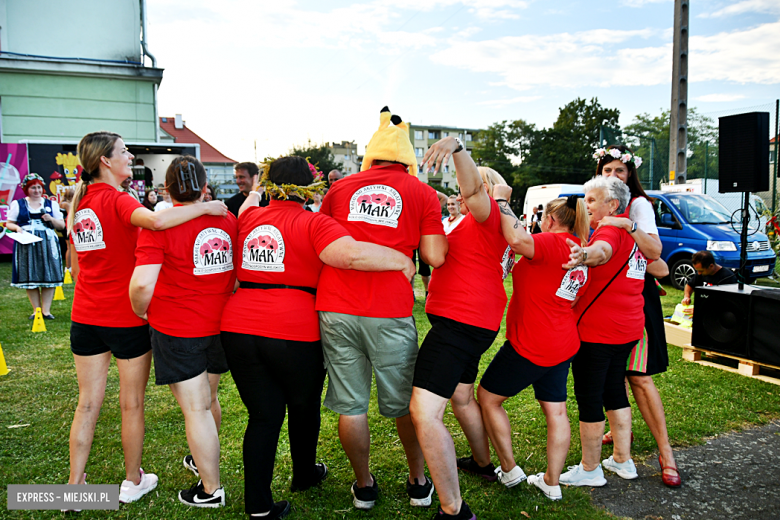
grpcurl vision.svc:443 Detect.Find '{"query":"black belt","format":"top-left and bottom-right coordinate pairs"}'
top-left (240, 282), bottom-right (317, 296)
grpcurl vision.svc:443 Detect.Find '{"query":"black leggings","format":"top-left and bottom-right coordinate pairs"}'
top-left (572, 340), bottom-right (637, 423)
top-left (221, 332), bottom-right (326, 514)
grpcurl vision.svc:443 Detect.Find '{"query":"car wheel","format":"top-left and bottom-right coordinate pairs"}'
top-left (671, 258), bottom-right (695, 290)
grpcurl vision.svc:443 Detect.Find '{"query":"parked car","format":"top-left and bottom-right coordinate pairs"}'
top-left (557, 188), bottom-right (778, 290)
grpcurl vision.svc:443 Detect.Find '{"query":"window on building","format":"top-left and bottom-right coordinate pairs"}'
top-left (458, 133), bottom-right (463, 140)
top-left (442, 132), bottom-right (449, 138)
top-left (415, 130), bottom-right (423, 140)
top-left (465, 133), bottom-right (472, 141)
top-left (429, 178), bottom-right (442, 185)
top-left (429, 130), bottom-right (440, 139)
top-left (345, 155), bottom-right (350, 161)
top-left (416, 148), bottom-right (424, 157)
top-left (444, 182), bottom-right (449, 188)
top-left (443, 165), bottom-right (449, 173)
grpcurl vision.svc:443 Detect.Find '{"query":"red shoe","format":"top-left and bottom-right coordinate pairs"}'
top-left (659, 456), bottom-right (682, 487)
top-left (602, 431), bottom-right (634, 445)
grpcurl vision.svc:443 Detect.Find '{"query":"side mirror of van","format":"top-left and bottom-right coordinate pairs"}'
top-left (660, 213), bottom-right (682, 229)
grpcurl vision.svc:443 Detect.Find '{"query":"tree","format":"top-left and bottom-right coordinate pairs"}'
top-left (471, 122), bottom-right (517, 176)
top-left (288, 140), bottom-right (343, 175)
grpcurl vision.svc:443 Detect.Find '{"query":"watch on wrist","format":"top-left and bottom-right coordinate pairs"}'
top-left (582, 249), bottom-right (588, 263)
top-left (629, 221), bottom-right (638, 234)
top-left (453, 137), bottom-right (464, 154)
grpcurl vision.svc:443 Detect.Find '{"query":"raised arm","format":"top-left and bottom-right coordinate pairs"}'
top-left (421, 136), bottom-right (492, 223)
top-left (491, 184), bottom-right (535, 258)
top-left (319, 236), bottom-right (416, 281)
top-left (130, 200), bottom-right (228, 231)
top-left (239, 190), bottom-right (264, 218)
top-left (129, 264), bottom-right (162, 319)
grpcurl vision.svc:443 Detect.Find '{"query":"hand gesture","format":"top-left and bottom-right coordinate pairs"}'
top-left (493, 184), bottom-right (512, 202)
top-left (204, 200), bottom-right (228, 217)
top-left (598, 216), bottom-right (631, 231)
top-left (681, 297), bottom-right (691, 306)
top-left (41, 213), bottom-right (53, 222)
top-left (562, 238), bottom-right (584, 269)
top-left (420, 136), bottom-right (458, 175)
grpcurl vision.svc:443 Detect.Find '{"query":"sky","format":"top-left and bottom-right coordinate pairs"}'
top-left (148, 0), bottom-right (780, 163)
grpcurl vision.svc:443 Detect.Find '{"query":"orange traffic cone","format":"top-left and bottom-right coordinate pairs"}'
top-left (32, 307), bottom-right (46, 333)
top-left (54, 286), bottom-right (66, 301)
top-left (63, 269), bottom-right (73, 285)
top-left (0, 342), bottom-right (9, 376)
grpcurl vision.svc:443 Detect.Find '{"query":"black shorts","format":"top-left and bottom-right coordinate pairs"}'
top-left (413, 249), bottom-right (431, 277)
top-left (480, 342), bottom-right (572, 402)
top-left (413, 314), bottom-right (498, 399)
top-left (70, 321), bottom-right (151, 360)
top-left (150, 327), bottom-right (229, 385)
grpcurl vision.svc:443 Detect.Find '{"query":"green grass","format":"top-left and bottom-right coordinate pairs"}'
top-left (1, 262), bottom-right (779, 520)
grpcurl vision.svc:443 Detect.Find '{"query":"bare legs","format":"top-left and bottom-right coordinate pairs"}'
top-left (69, 352), bottom-right (151, 485)
top-left (580, 407), bottom-right (632, 471)
top-left (451, 383), bottom-right (491, 466)
top-left (170, 372), bottom-right (221, 494)
top-left (628, 375), bottom-right (677, 475)
top-left (24, 288), bottom-right (56, 315)
top-left (338, 413), bottom-right (425, 489)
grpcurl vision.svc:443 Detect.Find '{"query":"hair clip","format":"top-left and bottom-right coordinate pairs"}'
top-left (177, 162), bottom-right (199, 192)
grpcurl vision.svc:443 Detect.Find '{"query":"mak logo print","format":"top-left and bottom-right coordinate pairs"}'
top-left (193, 228), bottom-right (234, 275)
top-left (242, 225), bottom-right (286, 272)
top-left (72, 209), bottom-right (105, 251)
top-left (348, 185), bottom-right (403, 228)
top-left (556, 265), bottom-right (589, 301)
top-left (626, 243), bottom-right (648, 280)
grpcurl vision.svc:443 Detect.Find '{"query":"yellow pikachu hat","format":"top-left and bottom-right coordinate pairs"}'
top-left (361, 106), bottom-right (418, 177)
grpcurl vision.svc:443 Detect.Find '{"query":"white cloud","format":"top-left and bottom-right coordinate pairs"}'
top-left (694, 94), bottom-right (747, 102)
top-left (700, 0), bottom-right (780, 18)
top-left (620, 0), bottom-right (671, 7)
top-left (429, 20), bottom-right (780, 91)
top-left (478, 96), bottom-right (543, 107)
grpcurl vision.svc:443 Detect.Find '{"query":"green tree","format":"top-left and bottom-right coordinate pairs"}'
top-left (288, 140), bottom-right (343, 176)
top-left (471, 122), bottom-right (517, 176)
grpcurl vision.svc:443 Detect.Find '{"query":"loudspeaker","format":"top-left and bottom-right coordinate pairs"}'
top-left (692, 285), bottom-right (753, 357)
top-left (748, 288), bottom-right (780, 367)
top-left (718, 112), bottom-right (770, 193)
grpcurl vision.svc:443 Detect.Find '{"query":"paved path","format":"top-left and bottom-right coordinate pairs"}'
top-left (588, 420), bottom-right (780, 520)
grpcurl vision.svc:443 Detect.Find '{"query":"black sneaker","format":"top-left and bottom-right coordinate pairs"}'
top-left (433, 500), bottom-right (476, 519)
top-left (178, 480), bottom-right (225, 508)
top-left (250, 500), bottom-right (291, 519)
top-left (183, 454), bottom-right (199, 477)
top-left (291, 463), bottom-right (328, 492)
top-left (351, 474), bottom-right (379, 510)
top-left (457, 455), bottom-right (497, 482)
top-left (43, 314), bottom-right (55, 320)
top-left (407, 476), bottom-right (434, 507)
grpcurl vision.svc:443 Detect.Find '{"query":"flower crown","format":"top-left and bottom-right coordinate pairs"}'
top-left (592, 148), bottom-right (643, 169)
top-left (259, 157), bottom-right (327, 202)
top-left (20, 173), bottom-right (45, 188)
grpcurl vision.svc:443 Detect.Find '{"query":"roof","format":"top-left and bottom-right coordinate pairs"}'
top-left (159, 117), bottom-right (237, 164)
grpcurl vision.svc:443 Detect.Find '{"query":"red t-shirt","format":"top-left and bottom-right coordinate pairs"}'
top-left (70, 183), bottom-right (145, 327)
top-left (506, 233), bottom-right (588, 366)
top-left (135, 212), bottom-right (238, 337)
top-left (426, 198), bottom-right (511, 331)
top-left (315, 164), bottom-right (445, 318)
top-left (574, 221), bottom-right (647, 344)
top-left (221, 201), bottom-right (349, 341)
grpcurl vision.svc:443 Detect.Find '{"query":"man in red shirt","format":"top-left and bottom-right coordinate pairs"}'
top-left (316, 107), bottom-right (448, 511)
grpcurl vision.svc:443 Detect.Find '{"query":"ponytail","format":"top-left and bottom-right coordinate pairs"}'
top-left (545, 196), bottom-right (590, 246)
top-left (67, 177), bottom-right (91, 233)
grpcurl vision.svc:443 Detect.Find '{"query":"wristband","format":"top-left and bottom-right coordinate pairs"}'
top-left (494, 199), bottom-right (508, 204)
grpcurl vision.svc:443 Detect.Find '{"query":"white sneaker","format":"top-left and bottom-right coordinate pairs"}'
top-left (494, 465), bottom-right (527, 488)
top-left (61, 474), bottom-right (87, 512)
top-left (527, 472), bottom-right (562, 501)
top-left (602, 456), bottom-right (638, 480)
top-left (559, 463), bottom-right (607, 487)
top-left (119, 468), bottom-right (159, 503)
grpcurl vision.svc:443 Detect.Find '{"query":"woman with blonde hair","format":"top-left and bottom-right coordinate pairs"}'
top-left (478, 190), bottom-right (589, 501)
top-left (66, 131), bottom-right (227, 504)
top-left (410, 142), bottom-right (512, 520)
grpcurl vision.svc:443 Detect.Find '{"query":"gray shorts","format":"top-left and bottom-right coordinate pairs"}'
top-left (319, 311), bottom-right (418, 418)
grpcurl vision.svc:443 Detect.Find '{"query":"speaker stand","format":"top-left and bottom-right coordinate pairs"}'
top-left (739, 190), bottom-right (749, 290)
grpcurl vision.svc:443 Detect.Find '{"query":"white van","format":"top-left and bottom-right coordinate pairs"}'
top-left (522, 184), bottom-right (584, 232)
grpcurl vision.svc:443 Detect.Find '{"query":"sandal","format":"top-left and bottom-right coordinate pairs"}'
top-left (602, 430), bottom-right (634, 445)
top-left (659, 455), bottom-right (682, 487)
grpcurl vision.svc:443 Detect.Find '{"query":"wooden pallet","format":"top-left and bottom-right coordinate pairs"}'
top-left (681, 345), bottom-right (780, 387)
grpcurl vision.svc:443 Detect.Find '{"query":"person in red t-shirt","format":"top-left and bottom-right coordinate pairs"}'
top-left (409, 136), bottom-right (511, 520)
top-left (558, 176), bottom-right (665, 488)
top-left (66, 132), bottom-right (228, 504)
top-left (315, 108), bottom-right (448, 512)
top-left (476, 190), bottom-right (589, 501)
top-left (220, 156), bottom-right (415, 519)
top-left (129, 156), bottom-right (236, 508)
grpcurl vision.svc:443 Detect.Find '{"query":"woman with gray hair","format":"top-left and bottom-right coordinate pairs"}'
top-left (558, 176), bottom-right (655, 487)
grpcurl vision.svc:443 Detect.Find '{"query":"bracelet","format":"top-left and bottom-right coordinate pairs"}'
top-left (494, 199), bottom-right (508, 204)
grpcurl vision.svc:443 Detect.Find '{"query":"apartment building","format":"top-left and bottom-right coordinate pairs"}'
top-left (409, 124), bottom-right (480, 187)
top-left (326, 140), bottom-right (361, 175)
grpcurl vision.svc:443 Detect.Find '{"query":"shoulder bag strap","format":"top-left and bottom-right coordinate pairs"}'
top-left (577, 252), bottom-right (632, 327)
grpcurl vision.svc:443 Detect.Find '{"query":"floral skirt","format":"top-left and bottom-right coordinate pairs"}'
top-left (11, 228), bottom-right (63, 289)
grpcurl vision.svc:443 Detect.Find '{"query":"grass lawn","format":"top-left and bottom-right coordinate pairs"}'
top-left (1, 260), bottom-right (779, 520)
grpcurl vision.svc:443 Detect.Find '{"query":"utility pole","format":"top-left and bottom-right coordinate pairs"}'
top-left (669, 0), bottom-right (689, 185)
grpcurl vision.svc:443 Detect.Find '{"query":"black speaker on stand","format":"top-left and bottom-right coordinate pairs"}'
top-left (719, 112), bottom-right (770, 193)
